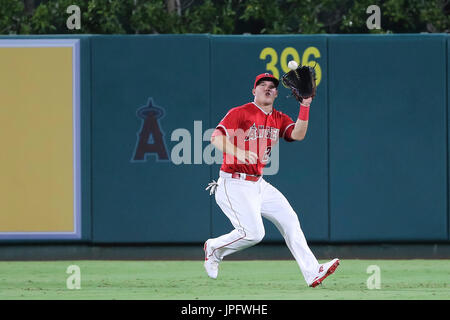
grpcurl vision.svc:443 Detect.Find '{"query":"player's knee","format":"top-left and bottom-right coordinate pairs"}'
top-left (246, 229), bottom-right (265, 244)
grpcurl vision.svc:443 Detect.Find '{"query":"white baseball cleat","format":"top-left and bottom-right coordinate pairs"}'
top-left (203, 240), bottom-right (220, 279)
top-left (309, 258), bottom-right (340, 288)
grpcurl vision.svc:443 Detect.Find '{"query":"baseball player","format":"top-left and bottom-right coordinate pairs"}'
top-left (204, 72), bottom-right (339, 287)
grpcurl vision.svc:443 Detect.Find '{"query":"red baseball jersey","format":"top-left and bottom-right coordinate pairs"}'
top-left (212, 102), bottom-right (296, 176)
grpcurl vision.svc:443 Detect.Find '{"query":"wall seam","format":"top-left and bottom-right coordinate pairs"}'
top-left (326, 35), bottom-right (331, 242)
top-left (208, 34), bottom-right (213, 239)
top-left (89, 36), bottom-right (94, 243)
top-left (446, 36), bottom-right (449, 241)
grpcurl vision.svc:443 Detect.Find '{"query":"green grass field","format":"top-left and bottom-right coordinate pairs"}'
top-left (0, 260), bottom-right (448, 300)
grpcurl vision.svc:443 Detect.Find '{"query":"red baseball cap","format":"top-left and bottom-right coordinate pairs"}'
top-left (254, 73), bottom-right (279, 89)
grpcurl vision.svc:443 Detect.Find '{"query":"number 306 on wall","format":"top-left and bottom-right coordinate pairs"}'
top-left (259, 46), bottom-right (322, 86)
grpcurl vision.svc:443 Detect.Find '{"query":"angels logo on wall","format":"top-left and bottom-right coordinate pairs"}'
top-left (131, 98), bottom-right (170, 162)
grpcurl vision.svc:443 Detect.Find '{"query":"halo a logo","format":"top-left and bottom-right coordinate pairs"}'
top-left (131, 98), bottom-right (169, 162)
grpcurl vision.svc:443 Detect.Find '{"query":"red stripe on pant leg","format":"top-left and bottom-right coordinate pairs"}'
top-left (209, 231), bottom-right (247, 259)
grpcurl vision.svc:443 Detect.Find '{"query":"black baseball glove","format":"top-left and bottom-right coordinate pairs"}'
top-left (281, 65), bottom-right (316, 102)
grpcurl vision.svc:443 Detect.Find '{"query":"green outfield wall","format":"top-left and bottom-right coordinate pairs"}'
top-left (0, 34), bottom-right (448, 243)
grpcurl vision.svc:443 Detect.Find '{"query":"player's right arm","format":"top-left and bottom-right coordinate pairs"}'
top-left (211, 107), bottom-right (258, 165)
top-left (211, 134), bottom-right (258, 164)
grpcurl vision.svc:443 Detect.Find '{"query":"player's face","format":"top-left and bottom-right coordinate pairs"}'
top-left (253, 80), bottom-right (278, 106)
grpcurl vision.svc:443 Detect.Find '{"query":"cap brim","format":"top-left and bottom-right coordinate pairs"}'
top-left (255, 77), bottom-right (279, 88)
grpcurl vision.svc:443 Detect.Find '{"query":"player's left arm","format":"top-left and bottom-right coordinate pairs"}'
top-left (290, 97), bottom-right (312, 141)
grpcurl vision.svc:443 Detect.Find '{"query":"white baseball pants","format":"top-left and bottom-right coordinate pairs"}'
top-left (209, 170), bottom-right (321, 284)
